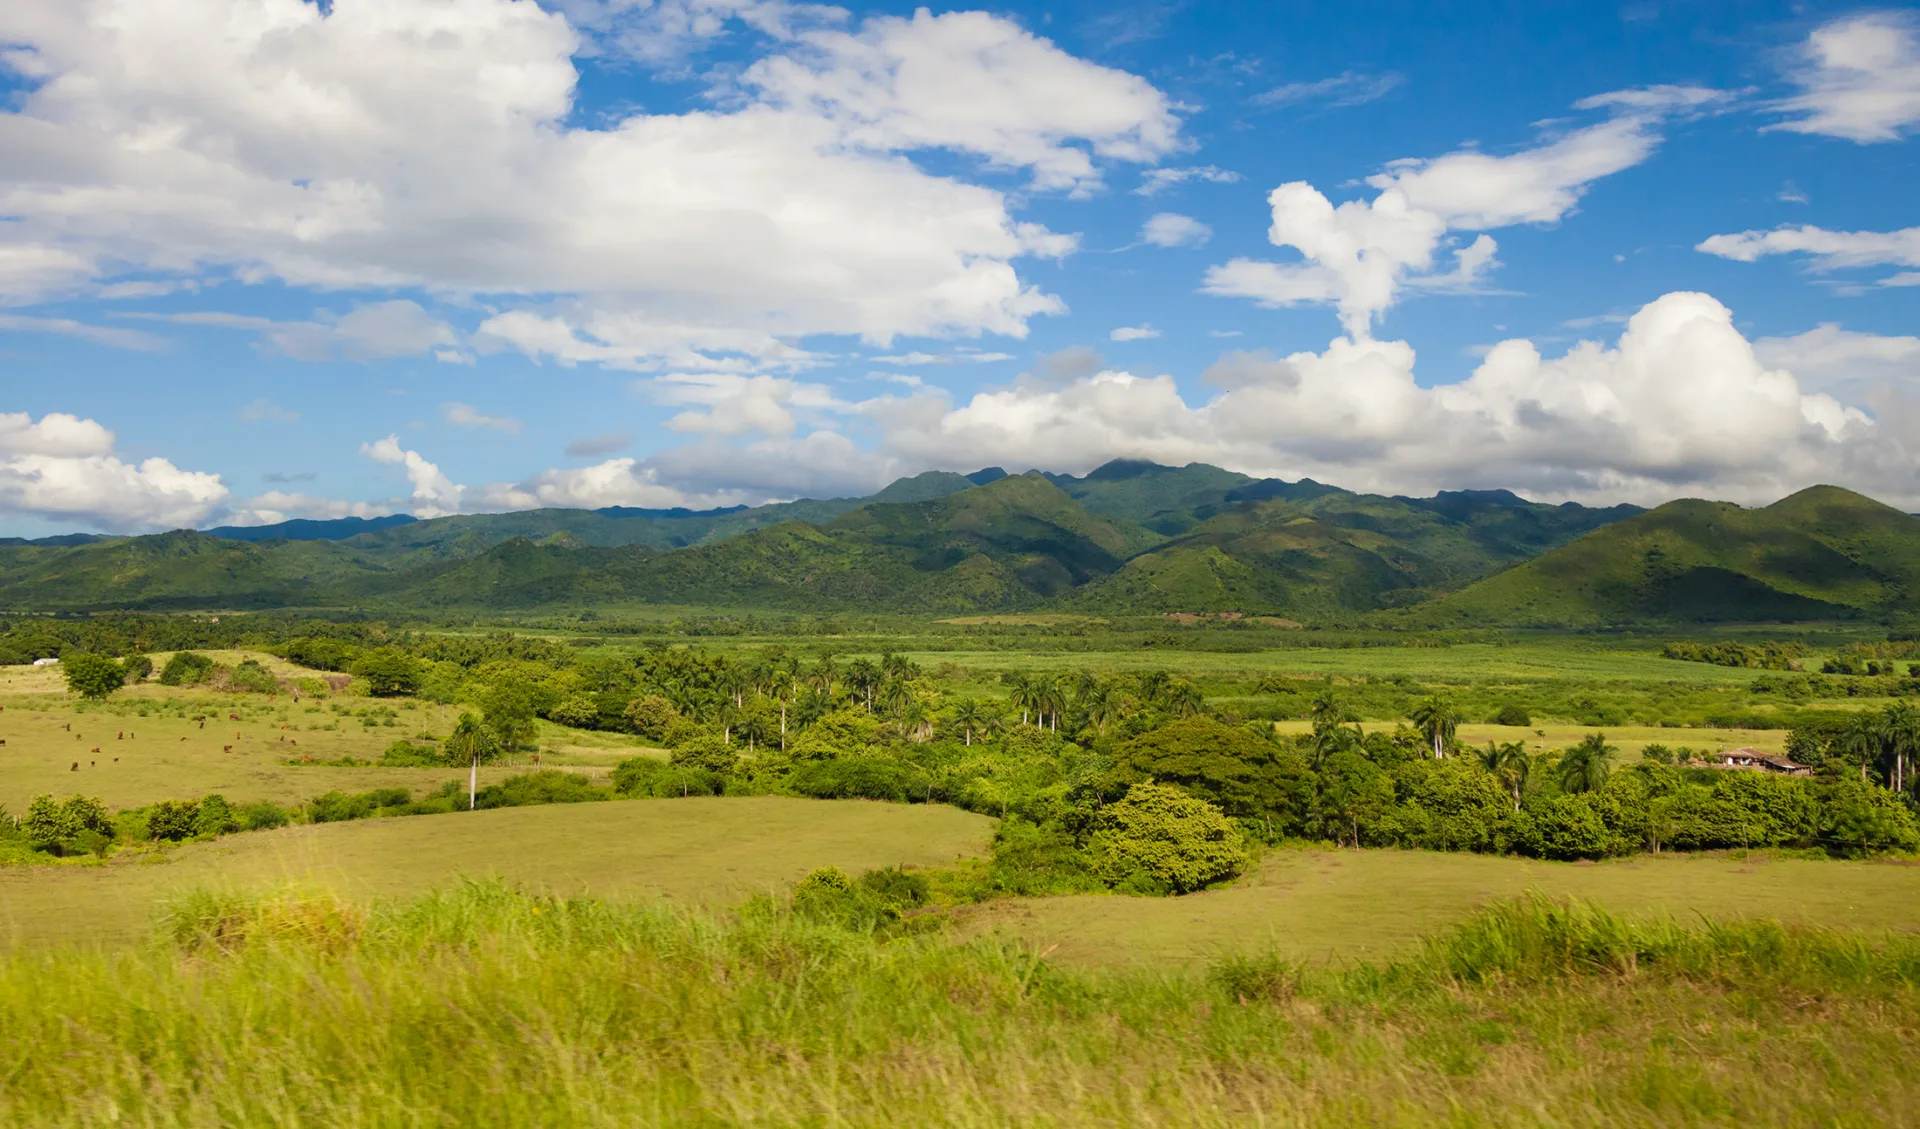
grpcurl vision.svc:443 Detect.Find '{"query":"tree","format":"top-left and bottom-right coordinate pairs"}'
top-left (624, 695), bottom-right (681, 742)
top-left (949, 698), bottom-right (996, 746)
top-left (1557, 733), bottom-right (1616, 794)
top-left (1006, 673), bottom-right (1037, 727)
top-left (62, 652), bottom-right (126, 700)
top-left (445, 712), bottom-right (501, 811)
top-left (1476, 740), bottom-right (1531, 808)
top-left (353, 648), bottom-right (423, 697)
top-left (846, 659), bottom-right (881, 713)
top-left (1410, 697), bottom-right (1460, 759)
top-left (1113, 715), bottom-right (1313, 837)
top-left (1881, 703), bottom-right (1920, 796)
top-left (481, 685), bottom-right (537, 752)
top-left (1839, 713), bottom-right (1881, 783)
top-left (1160, 680), bottom-right (1205, 719)
top-left (1087, 782), bottom-right (1246, 894)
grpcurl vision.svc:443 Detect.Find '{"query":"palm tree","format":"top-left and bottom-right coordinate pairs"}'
top-left (1163, 680), bottom-right (1205, 719)
top-left (1078, 679), bottom-right (1119, 736)
top-left (1309, 721), bottom-right (1360, 770)
top-left (1137, 670), bottom-right (1171, 709)
top-left (1309, 690), bottom-right (1344, 732)
top-left (1032, 674), bottom-right (1068, 731)
top-left (807, 653), bottom-right (838, 697)
top-left (1410, 697), bottom-right (1460, 759)
top-left (445, 712), bottom-right (498, 811)
top-left (1882, 704), bottom-right (1920, 795)
top-left (1477, 740), bottom-right (1530, 808)
top-left (1006, 673), bottom-right (1037, 727)
top-left (949, 698), bottom-right (994, 746)
top-left (845, 659), bottom-right (880, 713)
top-left (1839, 712), bottom-right (1881, 783)
top-left (878, 676), bottom-right (913, 718)
top-left (1557, 733), bottom-right (1615, 794)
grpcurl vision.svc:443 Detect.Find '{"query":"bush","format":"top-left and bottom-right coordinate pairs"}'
top-left (1491, 703), bottom-right (1531, 727)
top-left (160, 651), bottom-right (216, 687)
top-left (473, 771), bottom-right (611, 810)
top-left (380, 739), bottom-right (446, 767)
top-left (224, 659), bottom-right (280, 694)
top-left (986, 817), bottom-right (1100, 896)
top-left (120, 654), bottom-right (154, 684)
top-left (1088, 782), bottom-right (1245, 894)
top-left (1508, 794), bottom-right (1616, 860)
top-left (611, 757), bottom-right (724, 798)
top-left (668, 735), bottom-right (738, 776)
top-left (23, 794), bottom-right (114, 852)
top-left (788, 757), bottom-right (926, 803)
top-left (236, 800), bottom-right (292, 832)
top-left (194, 794), bottom-right (239, 837)
top-left (309, 788), bottom-right (413, 824)
top-left (1390, 759), bottom-right (1511, 852)
top-left (147, 799), bottom-right (201, 842)
top-left (1818, 778), bottom-right (1920, 857)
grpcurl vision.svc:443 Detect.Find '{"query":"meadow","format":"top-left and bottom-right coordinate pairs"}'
top-left (2, 882), bottom-right (1918, 1127)
top-left (6, 618), bottom-right (1920, 1126)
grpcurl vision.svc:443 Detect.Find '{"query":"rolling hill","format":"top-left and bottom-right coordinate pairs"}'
top-left (1419, 486), bottom-right (1920, 625)
top-left (2, 465), bottom-right (1906, 623)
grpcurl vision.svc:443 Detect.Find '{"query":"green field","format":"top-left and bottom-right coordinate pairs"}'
top-left (0, 796), bottom-right (993, 948)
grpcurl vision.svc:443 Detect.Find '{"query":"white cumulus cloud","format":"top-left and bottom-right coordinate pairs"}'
top-left (1201, 95), bottom-right (1688, 337)
top-left (1772, 11), bottom-right (1920, 142)
top-left (0, 0), bottom-right (1175, 367)
top-left (0, 412), bottom-right (229, 530)
top-left (1696, 223), bottom-right (1920, 288)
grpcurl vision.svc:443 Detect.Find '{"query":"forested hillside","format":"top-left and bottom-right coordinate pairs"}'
top-left (5, 463), bottom-right (1909, 623)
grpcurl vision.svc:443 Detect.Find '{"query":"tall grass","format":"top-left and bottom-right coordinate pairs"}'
top-left (2, 883), bottom-right (1917, 1126)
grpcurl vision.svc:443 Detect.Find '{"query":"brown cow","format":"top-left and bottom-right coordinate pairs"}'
top-left (223, 745), bottom-right (232, 752)
top-left (228, 713), bottom-right (239, 721)
top-left (69, 762), bottom-right (77, 771)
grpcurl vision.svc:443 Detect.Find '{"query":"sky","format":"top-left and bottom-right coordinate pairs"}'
top-left (2, 0), bottom-right (1919, 536)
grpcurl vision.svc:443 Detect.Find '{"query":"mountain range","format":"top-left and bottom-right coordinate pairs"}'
top-left (0, 461), bottom-right (1914, 624)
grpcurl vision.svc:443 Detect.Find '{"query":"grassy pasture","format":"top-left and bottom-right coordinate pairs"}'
top-left (0, 651), bottom-right (665, 812)
top-left (970, 847), bottom-right (1920, 966)
top-left (0, 796), bottom-right (993, 949)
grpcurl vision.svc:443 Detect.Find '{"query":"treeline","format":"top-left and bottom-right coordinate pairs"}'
top-left (1660, 641), bottom-right (1807, 670)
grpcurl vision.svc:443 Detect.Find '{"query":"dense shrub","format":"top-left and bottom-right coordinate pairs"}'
top-left (1088, 782), bottom-right (1245, 894)
top-left (611, 757), bottom-right (724, 798)
top-left (669, 736), bottom-right (738, 776)
top-left (223, 659), bottom-right (280, 694)
top-left (309, 788), bottom-right (414, 824)
top-left (159, 651), bottom-right (216, 687)
top-left (146, 799), bottom-right (201, 842)
top-left (788, 757), bottom-right (927, 803)
top-left (474, 771), bottom-right (611, 810)
top-left (380, 739), bottom-right (447, 767)
top-left (1507, 794), bottom-right (1616, 861)
top-left (1491, 703), bottom-right (1531, 726)
top-left (547, 695), bottom-right (600, 728)
top-left (1390, 758), bottom-right (1511, 852)
top-left (120, 654), bottom-right (154, 683)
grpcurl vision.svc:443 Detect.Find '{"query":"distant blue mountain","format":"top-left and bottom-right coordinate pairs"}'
top-left (202, 514), bottom-right (419, 542)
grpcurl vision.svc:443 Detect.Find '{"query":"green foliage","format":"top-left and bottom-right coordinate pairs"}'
top-left (610, 757), bottom-right (724, 798)
top-left (22, 794), bottom-right (114, 851)
top-left (1662, 640), bottom-right (1808, 670)
top-left (623, 694), bottom-right (680, 741)
top-left (120, 653), bottom-right (154, 683)
top-left (308, 788), bottom-right (415, 824)
top-left (1110, 715), bottom-right (1311, 836)
top-left (225, 658), bottom-right (280, 694)
top-left (1490, 703), bottom-right (1530, 726)
top-left (668, 735), bottom-right (738, 775)
top-left (352, 648), bottom-right (422, 697)
top-left (1390, 758), bottom-right (1511, 852)
top-left (146, 799), bottom-right (201, 842)
top-left (474, 771), bottom-right (611, 810)
top-left (1088, 782), bottom-right (1245, 894)
top-left (159, 651), bottom-right (215, 686)
top-left (546, 694), bottom-right (600, 728)
top-left (380, 739), bottom-right (447, 767)
top-left (789, 757), bottom-right (927, 803)
top-left (62, 652), bottom-right (126, 700)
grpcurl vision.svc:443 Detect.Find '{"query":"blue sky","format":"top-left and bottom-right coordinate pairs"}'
top-left (1, 0), bottom-right (1918, 534)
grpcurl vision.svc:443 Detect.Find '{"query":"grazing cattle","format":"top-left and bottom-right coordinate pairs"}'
top-left (290, 740), bottom-right (297, 746)
top-left (228, 713), bottom-right (239, 721)
top-left (113, 757), bottom-right (118, 762)
top-left (199, 721), bottom-right (205, 729)
top-left (0, 739), bottom-right (6, 746)
top-left (63, 723), bottom-right (69, 731)
top-left (89, 761), bottom-right (94, 767)
top-left (117, 732), bottom-right (122, 740)
top-left (69, 762), bottom-right (77, 771)
top-left (91, 747), bottom-right (99, 754)
top-left (223, 745), bottom-right (232, 752)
